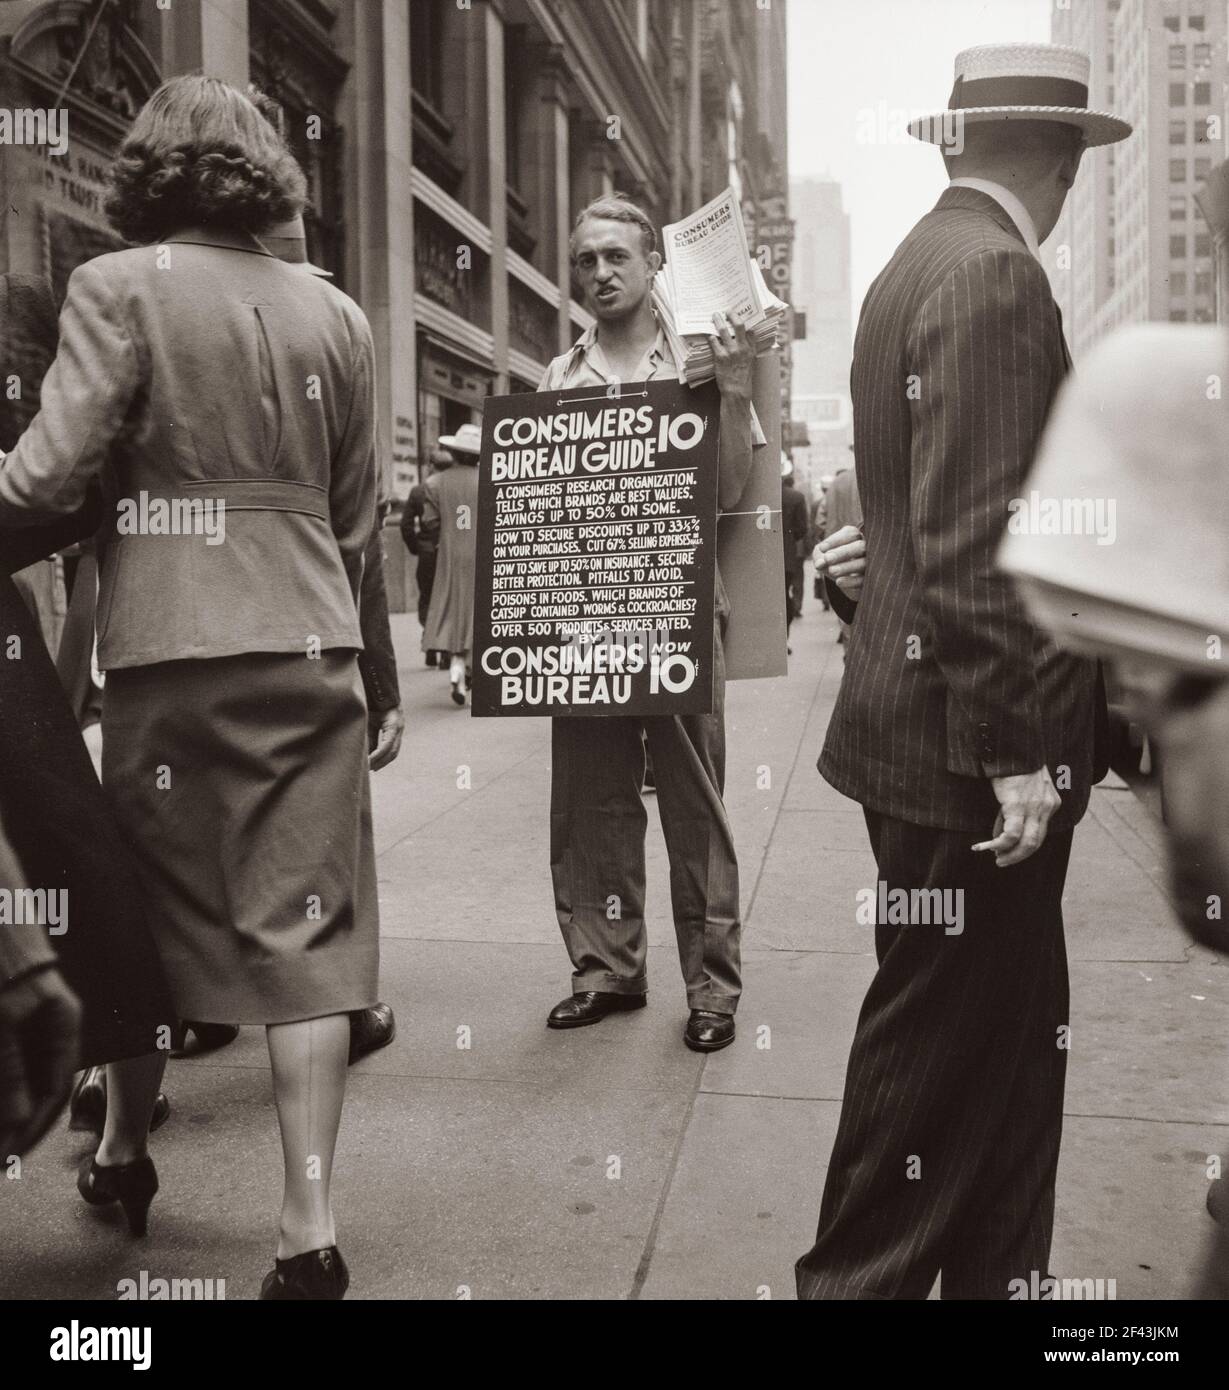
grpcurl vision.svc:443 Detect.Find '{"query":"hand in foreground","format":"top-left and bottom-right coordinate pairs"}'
top-left (709, 311), bottom-right (754, 401)
top-left (813, 525), bottom-right (866, 598)
top-left (973, 767), bottom-right (1061, 868)
top-left (368, 705), bottom-right (405, 771)
top-left (0, 965), bottom-right (81, 1159)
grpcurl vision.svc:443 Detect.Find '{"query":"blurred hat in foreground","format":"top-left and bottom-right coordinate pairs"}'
top-left (999, 323), bottom-right (1229, 676)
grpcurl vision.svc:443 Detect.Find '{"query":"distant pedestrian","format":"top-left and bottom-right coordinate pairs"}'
top-left (422, 424), bottom-right (481, 705)
top-left (401, 448), bottom-right (452, 668)
top-left (781, 462), bottom-right (809, 645)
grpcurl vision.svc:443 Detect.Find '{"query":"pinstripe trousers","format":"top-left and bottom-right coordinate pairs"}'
top-left (549, 607), bottom-right (741, 1013)
top-left (796, 810), bottom-right (1073, 1299)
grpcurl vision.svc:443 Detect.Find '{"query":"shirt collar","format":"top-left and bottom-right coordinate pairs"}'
top-left (568, 319), bottom-right (669, 382)
top-left (948, 177), bottom-right (1040, 259)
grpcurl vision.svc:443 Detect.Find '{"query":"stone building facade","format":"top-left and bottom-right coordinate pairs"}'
top-left (0, 0), bottom-right (791, 513)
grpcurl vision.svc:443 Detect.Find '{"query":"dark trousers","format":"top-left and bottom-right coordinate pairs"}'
top-left (796, 809), bottom-right (1073, 1299)
top-left (785, 563), bottom-right (804, 627)
top-left (549, 614), bottom-right (741, 1012)
top-left (415, 549), bottom-right (437, 629)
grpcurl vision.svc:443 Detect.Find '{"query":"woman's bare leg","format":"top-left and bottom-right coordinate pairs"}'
top-left (96, 1052), bottom-right (166, 1166)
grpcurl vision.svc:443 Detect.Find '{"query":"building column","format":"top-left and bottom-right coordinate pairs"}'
top-left (345, 0), bottom-right (416, 503)
top-left (483, 0), bottom-right (510, 393)
top-left (159, 0), bottom-right (249, 84)
top-left (522, 42), bottom-right (572, 354)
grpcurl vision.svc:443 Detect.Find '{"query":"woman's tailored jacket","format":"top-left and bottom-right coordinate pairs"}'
top-left (0, 228), bottom-right (376, 669)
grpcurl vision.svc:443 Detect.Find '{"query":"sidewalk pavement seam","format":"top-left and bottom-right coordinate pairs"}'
top-left (743, 635), bottom-right (843, 928)
top-left (695, 1090), bottom-right (1229, 1127)
top-left (628, 1083), bottom-right (700, 1301)
top-left (627, 624), bottom-right (843, 1298)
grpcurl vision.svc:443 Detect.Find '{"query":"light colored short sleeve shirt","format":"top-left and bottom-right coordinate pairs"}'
top-left (538, 322), bottom-right (768, 449)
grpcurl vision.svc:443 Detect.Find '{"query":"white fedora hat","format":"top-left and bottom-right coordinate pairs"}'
top-left (438, 422), bottom-right (483, 456)
top-left (909, 43), bottom-right (1132, 149)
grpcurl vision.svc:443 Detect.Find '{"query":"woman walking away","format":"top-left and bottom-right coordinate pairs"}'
top-left (0, 75), bottom-right (380, 1300)
top-left (422, 423), bottom-right (481, 706)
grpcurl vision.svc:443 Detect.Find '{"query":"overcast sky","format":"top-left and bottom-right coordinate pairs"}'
top-left (787, 0), bottom-right (1051, 311)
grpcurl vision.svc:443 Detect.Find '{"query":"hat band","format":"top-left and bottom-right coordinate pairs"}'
top-left (949, 73), bottom-right (1089, 111)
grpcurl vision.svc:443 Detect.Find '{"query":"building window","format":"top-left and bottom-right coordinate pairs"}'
top-left (1189, 14), bottom-right (1206, 31)
top-left (1194, 81), bottom-right (1212, 104)
top-left (1170, 271), bottom-right (1187, 294)
top-left (1195, 156), bottom-right (1212, 179)
top-left (1170, 234), bottom-right (1187, 257)
top-left (1170, 309), bottom-right (1188, 321)
top-left (1170, 158), bottom-right (1186, 181)
top-left (1195, 116), bottom-right (1213, 144)
top-left (1170, 119), bottom-right (1186, 143)
top-left (1169, 44), bottom-right (1186, 68)
top-left (1195, 268), bottom-right (1213, 294)
top-left (1195, 306), bottom-right (1213, 322)
top-left (410, 0), bottom-right (446, 110)
top-left (1170, 81), bottom-right (1186, 104)
top-left (1164, 14), bottom-right (1180, 31)
top-left (1195, 233), bottom-right (1212, 255)
top-left (1170, 194), bottom-right (1187, 219)
top-left (1194, 43), bottom-right (1212, 66)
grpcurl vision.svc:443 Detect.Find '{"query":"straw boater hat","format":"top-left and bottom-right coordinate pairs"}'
top-left (909, 43), bottom-right (1132, 149)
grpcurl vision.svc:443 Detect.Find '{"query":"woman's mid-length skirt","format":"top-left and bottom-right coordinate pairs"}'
top-left (102, 650), bottom-right (379, 1025)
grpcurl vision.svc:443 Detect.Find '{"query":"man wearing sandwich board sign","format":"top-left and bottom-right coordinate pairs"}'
top-left (530, 194), bottom-right (761, 1053)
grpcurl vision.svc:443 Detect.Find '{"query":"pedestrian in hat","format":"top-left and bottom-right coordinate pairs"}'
top-left (796, 43), bottom-right (1129, 1300)
top-left (422, 422), bottom-right (482, 705)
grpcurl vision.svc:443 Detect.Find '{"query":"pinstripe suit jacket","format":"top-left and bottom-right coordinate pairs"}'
top-left (819, 186), bottom-right (1102, 833)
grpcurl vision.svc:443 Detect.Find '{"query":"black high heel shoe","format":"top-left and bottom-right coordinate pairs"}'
top-left (77, 1154), bottom-right (158, 1237)
top-left (259, 1246), bottom-right (350, 1300)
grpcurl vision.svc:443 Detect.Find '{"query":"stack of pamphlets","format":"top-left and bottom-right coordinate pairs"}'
top-left (652, 187), bottom-right (788, 386)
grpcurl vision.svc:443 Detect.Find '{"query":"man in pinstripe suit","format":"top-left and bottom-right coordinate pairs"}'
top-left (796, 45), bottom-right (1128, 1300)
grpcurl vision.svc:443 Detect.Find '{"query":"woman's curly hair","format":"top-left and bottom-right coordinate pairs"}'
top-left (105, 75), bottom-right (306, 245)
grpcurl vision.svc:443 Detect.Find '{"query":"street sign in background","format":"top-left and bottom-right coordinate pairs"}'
top-left (473, 378), bottom-right (721, 717)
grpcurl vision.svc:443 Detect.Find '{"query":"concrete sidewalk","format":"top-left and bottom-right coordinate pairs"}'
top-left (3, 598), bottom-right (1226, 1300)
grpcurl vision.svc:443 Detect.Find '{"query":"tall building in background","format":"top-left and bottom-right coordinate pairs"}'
top-left (788, 177), bottom-right (853, 489)
top-left (1047, 0), bottom-right (1225, 355)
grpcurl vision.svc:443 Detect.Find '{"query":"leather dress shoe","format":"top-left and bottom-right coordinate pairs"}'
top-left (547, 991), bottom-right (647, 1029)
top-left (260, 1246), bottom-right (350, 1301)
top-left (348, 1003), bottom-right (396, 1064)
top-left (684, 1009), bottom-right (735, 1052)
top-left (69, 1066), bottom-right (170, 1135)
